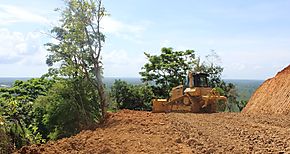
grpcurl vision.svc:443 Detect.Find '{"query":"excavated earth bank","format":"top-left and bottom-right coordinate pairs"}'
top-left (242, 65), bottom-right (290, 115)
top-left (17, 110), bottom-right (290, 154)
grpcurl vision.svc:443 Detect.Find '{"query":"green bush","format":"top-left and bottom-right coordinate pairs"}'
top-left (0, 116), bottom-right (13, 154)
top-left (0, 129), bottom-right (12, 154)
top-left (0, 77), bottom-right (102, 148)
top-left (0, 78), bottom-right (53, 148)
top-left (111, 80), bottom-right (154, 111)
top-left (33, 78), bottom-right (100, 140)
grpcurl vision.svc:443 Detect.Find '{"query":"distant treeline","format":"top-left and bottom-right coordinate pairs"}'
top-left (0, 77), bottom-right (141, 88)
top-left (0, 77), bottom-right (263, 101)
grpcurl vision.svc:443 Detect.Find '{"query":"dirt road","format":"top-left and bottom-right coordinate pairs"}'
top-left (18, 110), bottom-right (290, 154)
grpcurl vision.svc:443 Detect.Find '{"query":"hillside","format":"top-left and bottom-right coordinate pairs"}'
top-left (242, 65), bottom-right (290, 115)
top-left (17, 110), bottom-right (290, 153)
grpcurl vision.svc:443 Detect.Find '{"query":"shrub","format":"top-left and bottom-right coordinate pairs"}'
top-left (33, 78), bottom-right (100, 140)
top-left (111, 80), bottom-right (154, 111)
top-left (0, 116), bottom-right (13, 154)
top-left (0, 78), bottom-right (54, 148)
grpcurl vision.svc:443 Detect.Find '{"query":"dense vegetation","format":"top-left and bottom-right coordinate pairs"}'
top-left (110, 80), bottom-right (153, 111)
top-left (1, 0), bottom-right (108, 153)
top-left (45, 0), bottom-right (108, 121)
top-left (139, 48), bottom-right (196, 98)
top-left (0, 78), bottom-right (53, 152)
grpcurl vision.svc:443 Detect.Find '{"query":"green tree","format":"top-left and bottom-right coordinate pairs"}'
top-left (0, 117), bottom-right (13, 154)
top-left (139, 47), bottom-right (196, 97)
top-left (33, 79), bottom-right (99, 140)
top-left (193, 51), bottom-right (224, 88)
top-left (45, 0), bottom-right (108, 121)
top-left (0, 78), bottom-right (53, 148)
top-left (238, 100), bottom-right (248, 111)
top-left (222, 83), bottom-right (240, 112)
top-left (111, 80), bottom-right (154, 110)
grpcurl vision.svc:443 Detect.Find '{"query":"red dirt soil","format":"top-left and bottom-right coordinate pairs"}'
top-left (16, 110), bottom-right (290, 154)
top-left (242, 65), bottom-right (290, 115)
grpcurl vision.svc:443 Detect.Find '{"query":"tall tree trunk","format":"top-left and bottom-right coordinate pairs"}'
top-left (94, 0), bottom-right (107, 123)
top-left (95, 66), bottom-right (107, 122)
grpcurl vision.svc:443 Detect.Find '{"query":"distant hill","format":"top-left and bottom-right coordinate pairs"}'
top-left (0, 77), bottom-right (30, 88)
top-left (0, 77), bottom-right (262, 101)
top-left (104, 77), bottom-right (142, 87)
top-left (0, 77), bottom-right (142, 88)
top-left (224, 79), bottom-right (264, 101)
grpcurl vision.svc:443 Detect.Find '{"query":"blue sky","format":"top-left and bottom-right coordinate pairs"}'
top-left (0, 0), bottom-right (289, 79)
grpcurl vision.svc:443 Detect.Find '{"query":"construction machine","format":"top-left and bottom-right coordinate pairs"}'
top-left (152, 72), bottom-right (227, 113)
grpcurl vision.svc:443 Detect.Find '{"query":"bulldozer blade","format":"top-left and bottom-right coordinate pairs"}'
top-left (152, 99), bottom-right (169, 113)
top-left (152, 98), bottom-right (192, 113)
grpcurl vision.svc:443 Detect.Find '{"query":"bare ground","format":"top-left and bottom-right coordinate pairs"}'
top-left (17, 110), bottom-right (290, 154)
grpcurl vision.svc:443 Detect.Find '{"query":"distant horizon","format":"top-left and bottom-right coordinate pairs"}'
top-left (0, 76), bottom-right (263, 102)
top-left (0, 76), bottom-right (265, 81)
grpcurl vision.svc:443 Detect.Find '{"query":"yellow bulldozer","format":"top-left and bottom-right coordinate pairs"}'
top-left (152, 71), bottom-right (227, 113)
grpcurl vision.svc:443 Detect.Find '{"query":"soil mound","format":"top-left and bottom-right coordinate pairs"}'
top-left (16, 110), bottom-right (184, 154)
top-left (242, 65), bottom-right (290, 115)
top-left (16, 110), bottom-right (290, 153)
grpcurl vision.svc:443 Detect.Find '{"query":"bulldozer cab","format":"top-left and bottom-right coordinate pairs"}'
top-left (193, 73), bottom-right (209, 87)
top-left (185, 72), bottom-right (209, 88)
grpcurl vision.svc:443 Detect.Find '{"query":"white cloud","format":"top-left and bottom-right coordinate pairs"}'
top-left (102, 17), bottom-right (151, 41)
top-left (0, 28), bottom-right (46, 65)
top-left (0, 5), bottom-right (151, 76)
top-left (220, 50), bottom-right (290, 79)
top-left (0, 5), bottom-right (49, 25)
top-left (160, 40), bottom-right (171, 48)
top-left (102, 49), bottom-right (146, 77)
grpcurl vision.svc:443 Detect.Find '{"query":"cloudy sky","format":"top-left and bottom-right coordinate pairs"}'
top-left (0, 0), bottom-right (289, 79)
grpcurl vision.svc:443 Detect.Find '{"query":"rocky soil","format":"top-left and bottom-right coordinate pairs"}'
top-left (17, 110), bottom-right (290, 154)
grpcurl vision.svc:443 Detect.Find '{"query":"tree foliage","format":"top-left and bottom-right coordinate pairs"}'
top-left (0, 114), bottom-right (13, 154)
top-left (220, 83), bottom-right (241, 112)
top-left (193, 51), bottom-right (224, 88)
top-left (0, 0), bottom-right (110, 149)
top-left (140, 47), bottom-right (196, 97)
top-left (33, 79), bottom-right (99, 140)
top-left (111, 80), bottom-right (153, 110)
top-left (45, 0), bottom-right (108, 121)
top-left (0, 78), bottom-right (53, 148)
